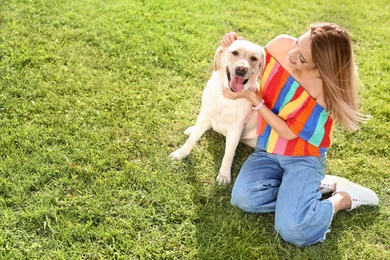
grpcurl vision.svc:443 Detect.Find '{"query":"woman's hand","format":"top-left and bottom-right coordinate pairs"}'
top-left (220, 32), bottom-right (244, 47)
top-left (222, 88), bottom-right (253, 101)
top-left (223, 87), bottom-right (298, 140)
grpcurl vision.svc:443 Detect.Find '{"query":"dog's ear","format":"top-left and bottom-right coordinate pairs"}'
top-left (214, 46), bottom-right (225, 71)
top-left (258, 47), bottom-right (266, 80)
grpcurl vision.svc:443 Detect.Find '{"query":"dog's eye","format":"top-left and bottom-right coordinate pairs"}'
top-left (251, 56), bottom-right (258, 61)
top-left (232, 51), bottom-right (238, 56)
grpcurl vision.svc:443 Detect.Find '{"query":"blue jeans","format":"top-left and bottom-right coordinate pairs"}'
top-left (231, 148), bottom-right (334, 247)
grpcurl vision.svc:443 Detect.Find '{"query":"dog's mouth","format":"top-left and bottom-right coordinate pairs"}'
top-left (226, 68), bottom-right (248, 93)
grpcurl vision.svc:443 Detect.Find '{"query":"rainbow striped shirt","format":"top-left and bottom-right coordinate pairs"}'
top-left (256, 49), bottom-right (334, 157)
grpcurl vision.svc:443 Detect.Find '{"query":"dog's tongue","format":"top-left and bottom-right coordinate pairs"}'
top-left (230, 76), bottom-right (245, 92)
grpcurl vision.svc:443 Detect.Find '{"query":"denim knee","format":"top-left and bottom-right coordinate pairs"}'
top-left (275, 217), bottom-right (330, 247)
top-left (230, 189), bottom-right (257, 213)
top-left (231, 184), bottom-right (277, 213)
top-left (275, 222), bottom-right (310, 247)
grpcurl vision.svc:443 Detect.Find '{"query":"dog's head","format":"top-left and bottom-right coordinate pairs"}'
top-left (214, 40), bottom-right (265, 93)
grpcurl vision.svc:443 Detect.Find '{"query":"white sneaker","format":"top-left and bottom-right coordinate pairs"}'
top-left (322, 175), bottom-right (379, 211)
top-left (320, 175), bottom-right (339, 194)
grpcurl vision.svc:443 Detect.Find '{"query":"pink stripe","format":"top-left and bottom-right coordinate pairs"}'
top-left (272, 136), bottom-right (288, 154)
top-left (262, 60), bottom-right (279, 94)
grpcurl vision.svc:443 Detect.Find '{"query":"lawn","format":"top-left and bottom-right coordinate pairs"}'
top-left (0, 0), bottom-right (389, 258)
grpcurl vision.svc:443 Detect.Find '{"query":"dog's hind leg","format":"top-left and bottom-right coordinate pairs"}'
top-left (170, 112), bottom-right (211, 160)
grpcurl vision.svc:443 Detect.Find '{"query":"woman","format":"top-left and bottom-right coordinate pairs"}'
top-left (221, 23), bottom-right (378, 247)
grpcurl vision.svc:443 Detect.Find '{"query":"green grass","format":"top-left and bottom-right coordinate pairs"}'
top-left (0, 0), bottom-right (389, 258)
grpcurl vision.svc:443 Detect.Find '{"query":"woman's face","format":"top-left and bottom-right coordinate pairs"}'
top-left (287, 30), bottom-right (317, 72)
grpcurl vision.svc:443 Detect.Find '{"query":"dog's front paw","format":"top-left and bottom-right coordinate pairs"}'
top-left (169, 149), bottom-right (189, 160)
top-left (216, 171), bottom-right (231, 185)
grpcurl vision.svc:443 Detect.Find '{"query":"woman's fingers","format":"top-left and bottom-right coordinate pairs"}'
top-left (220, 32), bottom-right (240, 47)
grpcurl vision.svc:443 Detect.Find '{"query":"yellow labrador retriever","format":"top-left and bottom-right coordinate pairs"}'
top-left (170, 40), bottom-right (265, 184)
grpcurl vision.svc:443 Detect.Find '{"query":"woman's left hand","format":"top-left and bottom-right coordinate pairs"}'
top-left (222, 88), bottom-right (253, 100)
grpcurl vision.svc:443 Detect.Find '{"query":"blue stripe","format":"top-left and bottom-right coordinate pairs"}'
top-left (272, 76), bottom-right (299, 114)
top-left (259, 124), bottom-right (272, 149)
top-left (282, 78), bottom-right (300, 107)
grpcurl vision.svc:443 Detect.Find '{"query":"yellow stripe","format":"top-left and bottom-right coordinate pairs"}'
top-left (260, 58), bottom-right (275, 91)
top-left (267, 129), bottom-right (279, 152)
top-left (278, 91), bottom-right (309, 119)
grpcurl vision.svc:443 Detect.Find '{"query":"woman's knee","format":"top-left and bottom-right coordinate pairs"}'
top-left (275, 222), bottom-right (310, 247)
top-left (231, 186), bottom-right (254, 212)
top-left (275, 218), bottom-right (329, 247)
top-left (231, 183), bottom-right (277, 213)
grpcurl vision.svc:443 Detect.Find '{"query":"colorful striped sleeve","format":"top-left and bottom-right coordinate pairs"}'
top-left (285, 97), bottom-right (333, 148)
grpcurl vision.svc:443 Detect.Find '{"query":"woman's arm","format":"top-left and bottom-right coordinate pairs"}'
top-left (222, 88), bottom-right (298, 140)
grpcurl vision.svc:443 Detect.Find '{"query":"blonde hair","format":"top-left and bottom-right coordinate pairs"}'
top-left (310, 23), bottom-right (368, 132)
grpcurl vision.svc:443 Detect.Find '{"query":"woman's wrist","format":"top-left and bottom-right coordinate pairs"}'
top-left (247, 91), bottom-right (263, 110)
top-left (252, 99), bottom-right (265, 111)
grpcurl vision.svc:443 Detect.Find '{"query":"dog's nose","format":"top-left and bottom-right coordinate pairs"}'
top-left (235, 66), bottom-right (248, 77)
